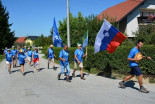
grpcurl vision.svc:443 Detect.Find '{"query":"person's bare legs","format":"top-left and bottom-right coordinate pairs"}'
top-left (81, 68), bottom-right (85, 80)
top-left (53, 61), bottom-right (55, 68)
top-left (21, 65), bottom-right (24, 74)
top-left (72, 69), bottom-right (76, 77)
top-left (138, 75), bottom-right (143, 87)
top-left (123, 75), bottom-right (134, 82)
top-left (8, 63), bottom-right (11, 74)
top-left (37, 62), bottom-right (39, 71)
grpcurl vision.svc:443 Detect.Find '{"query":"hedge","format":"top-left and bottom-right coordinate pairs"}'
top-left (43, 45), bottom-right (155, 75)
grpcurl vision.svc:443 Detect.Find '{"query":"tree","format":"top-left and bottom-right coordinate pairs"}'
top-left (0, 0), bottom-right (15, 53)
top-left (57, 12), bottom-right (118, 47)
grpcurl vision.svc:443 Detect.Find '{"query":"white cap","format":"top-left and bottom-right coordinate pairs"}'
top-left (50, 45), bottom-right (53, 47)
top-left (78, 44), bottom-right (81, 47)
top-left (7, 49), bottom-right (10, 51)
top-left (12, 46), bottom-right (14, 48)
top-left (28, 47), bottom-right (30, 49)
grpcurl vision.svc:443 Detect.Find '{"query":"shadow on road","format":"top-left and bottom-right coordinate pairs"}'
top-left (38, 68), bottom-right (45, 72)
top-left (24, 71), bottom-right (34, 75)
top-left (124, 80), bottom-right (139, 91)
top-left (11, 69), bottom-right (20, 73)
top-left (76, 73), bottom-right (88, 78)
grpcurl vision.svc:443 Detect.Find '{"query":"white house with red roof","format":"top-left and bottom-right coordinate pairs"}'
top-left (98, 0), bottom-right (155, 37)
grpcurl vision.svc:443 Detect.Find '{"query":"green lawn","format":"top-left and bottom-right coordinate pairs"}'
top-left (0, 55), bottom-right (4, 62)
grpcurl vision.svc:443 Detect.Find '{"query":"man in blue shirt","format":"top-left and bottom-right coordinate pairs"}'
top-left (47, 45), bottom-right (56, 69)
top-left (11, 46), bottom-right (18, 68)
top-left (72, 44), bottom-right (87, 80)
top-left (119, 40), bottom-right (151, 93)
top-left (57, 45), bottom-right (71, 82)
top-left (5, 49), bottom-right (13, 74)
top-left (27, 47), bottom-right (33, 66)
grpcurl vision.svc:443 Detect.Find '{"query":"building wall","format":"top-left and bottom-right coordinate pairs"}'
top-left (25, 39), bottom-right (33, 46)
top-left (126, 0), bottom-right (155, 37)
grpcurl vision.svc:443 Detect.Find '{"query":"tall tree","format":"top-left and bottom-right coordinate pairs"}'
top-left (0, 0), bottom-right (15, 53)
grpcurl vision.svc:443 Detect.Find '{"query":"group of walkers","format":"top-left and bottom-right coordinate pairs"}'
top-left (3, 40), bottom-right (152, 93)
top-left (3, 46), bottom-right (39, 75)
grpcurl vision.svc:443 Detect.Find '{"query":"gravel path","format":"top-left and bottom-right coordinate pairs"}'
top-left (0, 53), bottom-right (155, 104)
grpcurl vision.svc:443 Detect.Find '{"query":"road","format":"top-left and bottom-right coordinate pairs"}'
top-left (0, 54), bottom-right (155, 104)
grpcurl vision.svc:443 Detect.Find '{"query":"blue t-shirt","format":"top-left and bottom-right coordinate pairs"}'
top-left (48, 48), bottom-right (54, 58)
top-left (59, 49), bottom-right (69, 66)
top-left (4, 49), bottom-right (7, 54)
top-left (11, 49), bottom-right (17, 56)
top-left (33, 51), bottom-right (39, 58)
top-left (74, 49), bottom-right (84, 63)
top-left (128, 47), bottom-right (140, 67)
top-left (6, 53), bottom-right (13, 62)
top-left (22, 48), bottom-right (26, 53)
top-left (27, 50), bottom-right (33, 57)
top-left (18, 53), bottom-right (27, 64)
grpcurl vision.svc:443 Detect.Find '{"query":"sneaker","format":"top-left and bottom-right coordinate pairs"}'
top-left (139, 86), bottom-right (149, 93)
top-left (66, 78), bottom-right (71, 82)
top-left (9, 71), bottom-right (11, 74)
top-left (72, 73), bottom-right (75, 78)
top-left (81, 77), bottom-right (85, 80)
top-left (119, 81), bottom-right (125, 88)
top-left (23, 72), bottom-right (25, 76)
top-left (57, 74), bottom-right (61, 80)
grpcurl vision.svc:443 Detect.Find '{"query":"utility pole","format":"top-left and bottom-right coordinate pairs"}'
top-left (67, 0), bottom-right (71, 47)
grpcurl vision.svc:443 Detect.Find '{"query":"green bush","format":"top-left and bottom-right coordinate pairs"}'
top-left (43, 45), bottom-right (155, 75)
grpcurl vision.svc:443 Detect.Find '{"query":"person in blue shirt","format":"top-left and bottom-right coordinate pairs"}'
top-left (5, 49), bottom-right (13, 74)
top-left (3, 47), bottom-right (8, 55)
top-left (11, 46), bottom-right (18, 68)
top-left (57, 45), bottom-right (71, 82)
top-left (21, 46), bottom-right (26, 53)
top-left (32, 47), bottom-right (39, 72)
top-left (47, 45), bottom-right (56, 69)
top-left (72, 44), bottom-right (87, 80)
top-left (27, 47), bottom-right (33, 66)
top-left (3, 47), bottom-right (8, 60)
top-left (119, 40), bottom-right (151, 93)
top-left (18, 49), bottom-right (28, 76)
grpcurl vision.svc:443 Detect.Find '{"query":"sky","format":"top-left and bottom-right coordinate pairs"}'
top-left (1, 0), bottom-right (126, 37)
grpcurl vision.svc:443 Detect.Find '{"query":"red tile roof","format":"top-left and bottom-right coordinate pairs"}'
top-left (15, 37), bottom-right (27, 43)
top-left (97, 0), bottom-right (144, 22)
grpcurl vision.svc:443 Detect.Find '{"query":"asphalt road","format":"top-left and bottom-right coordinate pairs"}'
top-left (0, 54), bottom-right (155, 104)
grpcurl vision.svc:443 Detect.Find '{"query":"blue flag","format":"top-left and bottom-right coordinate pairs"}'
top-left (53, 18), bottom-right (63, 47)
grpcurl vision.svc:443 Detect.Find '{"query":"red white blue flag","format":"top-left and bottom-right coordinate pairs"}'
top-left (94, 19), bottom-right (127, 54)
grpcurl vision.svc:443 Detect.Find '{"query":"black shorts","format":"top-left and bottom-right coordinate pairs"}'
top-left (130, 66), bottom-right (142, 76)
top-left (20, 63), bottom-right (25, 66)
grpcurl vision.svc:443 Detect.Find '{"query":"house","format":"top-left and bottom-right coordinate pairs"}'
top-left (15, 37), bottom-right (27, 46)
top-left (97, 0), bottom-right (155, 37)
top-left (25, 36), bottom-right (39, 46)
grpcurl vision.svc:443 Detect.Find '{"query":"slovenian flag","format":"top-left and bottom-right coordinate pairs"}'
top-left (94, 19), bottom-right (126, 54)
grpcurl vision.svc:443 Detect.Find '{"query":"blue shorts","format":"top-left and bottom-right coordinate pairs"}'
top-left (130, 66), bottom-right (142, 76)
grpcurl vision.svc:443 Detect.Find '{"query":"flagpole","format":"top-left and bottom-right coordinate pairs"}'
top-left (85, 46), bottom-right (88, 61)
top-left (67, 0), bottom-right (71, 47)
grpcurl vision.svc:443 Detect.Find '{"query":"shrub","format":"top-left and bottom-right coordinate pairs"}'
top-left (43, 45), bottom-right (155, 75)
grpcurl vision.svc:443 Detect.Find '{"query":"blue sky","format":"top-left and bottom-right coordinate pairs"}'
top-left (1, 0), bottom-right (125, 37)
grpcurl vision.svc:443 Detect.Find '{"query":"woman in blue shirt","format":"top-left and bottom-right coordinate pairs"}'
top-left (18, 49), bottom-right (28, 76)
top-left (5, 49), bottom-right (13, 74)
top-left (32, 47), bottom-right (39, 72)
